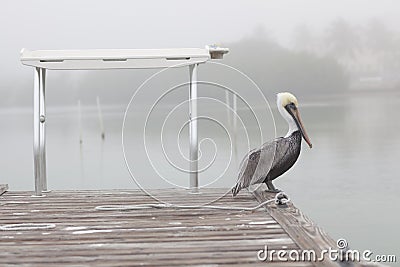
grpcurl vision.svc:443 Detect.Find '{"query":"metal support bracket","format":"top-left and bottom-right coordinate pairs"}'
top-left (33, 67), bottom-right (47, 196)
top-left (189, 64), bottom-right (199, 193)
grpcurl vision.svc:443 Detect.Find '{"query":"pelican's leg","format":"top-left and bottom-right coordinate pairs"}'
top-left (265, 180), bottom-right (281, 193)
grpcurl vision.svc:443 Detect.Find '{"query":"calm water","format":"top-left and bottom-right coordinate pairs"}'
top-left (1, 89), bottom-right (399, 264)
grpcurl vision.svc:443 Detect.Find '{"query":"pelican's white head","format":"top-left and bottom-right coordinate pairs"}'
top-left (277, 92), bottom-right (312, 148)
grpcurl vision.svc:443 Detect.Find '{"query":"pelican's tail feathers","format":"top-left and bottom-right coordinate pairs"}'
top-left (232, 183), bottom-right (241, 197)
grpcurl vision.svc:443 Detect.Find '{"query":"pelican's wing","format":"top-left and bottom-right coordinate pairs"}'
top-left (237, 148), bottom-right (260, 184)
top-left (250, 138), bottom-right (280, 184)
top-left (232, 138), bottom-right (280, 195)
top-left (269, 134), bottom-right (298, 175)
top-left (232, 148), bottom-right (260, 196)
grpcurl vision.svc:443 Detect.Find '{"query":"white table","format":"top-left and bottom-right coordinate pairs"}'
top-left (20, 46), bottom-right (229, 196)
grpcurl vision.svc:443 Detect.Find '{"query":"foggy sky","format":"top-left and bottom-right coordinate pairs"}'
top-left (1, 0), bottom-right (399, 107)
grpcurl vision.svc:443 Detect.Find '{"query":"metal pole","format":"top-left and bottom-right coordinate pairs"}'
top-left (39, 68), bottom-right (47, 192)
top-left (33, 68), bottom-right (42, 196)
top-left (189, 64), bottom-right (199, 192)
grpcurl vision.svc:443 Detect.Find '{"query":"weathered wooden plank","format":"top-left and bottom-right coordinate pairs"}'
top-left (0, 227), bottom-right (288, 240)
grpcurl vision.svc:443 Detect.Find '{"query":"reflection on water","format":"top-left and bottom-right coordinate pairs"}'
top-left (1, 90), bottom-right (399, 263)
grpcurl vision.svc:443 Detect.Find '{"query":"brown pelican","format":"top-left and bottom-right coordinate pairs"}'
top-left (232, 92), bottom-right (312, 196)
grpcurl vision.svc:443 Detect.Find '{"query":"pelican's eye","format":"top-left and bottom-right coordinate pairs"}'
top-left (286, 102), bottom-right (297, 110)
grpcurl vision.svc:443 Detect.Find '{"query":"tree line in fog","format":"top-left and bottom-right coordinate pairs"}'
top-left (224, 18), bottom-right (400, 97)
top-left (224, 34), bottom-right (349, 98)
top-left (291, 18), bottom-right (400, 89)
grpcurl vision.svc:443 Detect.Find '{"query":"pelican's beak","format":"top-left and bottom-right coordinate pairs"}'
top-left (286, 104), bottom-right (312, 148)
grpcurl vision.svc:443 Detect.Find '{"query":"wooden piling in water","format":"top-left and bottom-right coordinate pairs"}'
top-left (96, 96), bottom-right (105, 140)
top-left (78, 100), bottom-right (83, 144)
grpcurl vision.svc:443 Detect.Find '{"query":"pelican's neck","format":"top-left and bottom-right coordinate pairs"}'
top-left (277, 103), bottom-right (298, 138)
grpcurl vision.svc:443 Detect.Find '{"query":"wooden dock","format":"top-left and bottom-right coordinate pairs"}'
top-left (0, 188), bottom-right (370, 266)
